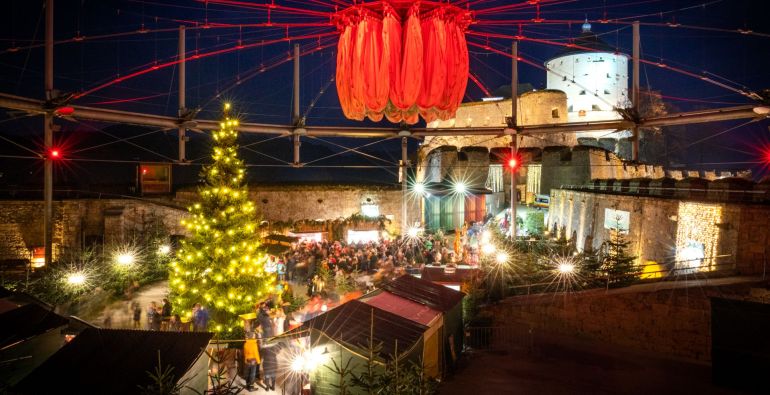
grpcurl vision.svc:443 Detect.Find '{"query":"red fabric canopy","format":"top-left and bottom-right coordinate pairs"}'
top-left (335, 3), bottom-right (471, 125)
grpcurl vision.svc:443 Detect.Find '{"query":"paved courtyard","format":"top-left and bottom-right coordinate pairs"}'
top-left (440, 336), bottom-right (743, 395)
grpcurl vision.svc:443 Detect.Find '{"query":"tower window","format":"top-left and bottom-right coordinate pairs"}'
top-left (551, 108), bottom-right (560, 118)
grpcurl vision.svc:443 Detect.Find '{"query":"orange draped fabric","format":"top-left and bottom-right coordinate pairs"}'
top-left (335, 3), bottom-right (470, 125)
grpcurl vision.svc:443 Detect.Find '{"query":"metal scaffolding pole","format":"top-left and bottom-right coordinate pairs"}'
top-left (510, 41), bottom-right (518, 240)
top-left (44, 0), bottom-right (54, 266)
top-left (401, 136), bottom-right (408, 235)
top-left (178, 26), bottom-right (186, 162)
top-left (631, 21), bottom-right (641, 161)
top-left (292, 44), bottom-right (302, 167)
top-left (293, 43), bottom-right (301, 125)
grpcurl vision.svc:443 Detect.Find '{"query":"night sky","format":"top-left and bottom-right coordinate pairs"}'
top-left (0, 0), bottom-right (769, 193)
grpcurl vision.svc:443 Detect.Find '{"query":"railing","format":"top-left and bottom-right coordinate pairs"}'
top-left (504, 255), bottom-right (746, 296)
top-left (465, 324), bottom-right (534, 353)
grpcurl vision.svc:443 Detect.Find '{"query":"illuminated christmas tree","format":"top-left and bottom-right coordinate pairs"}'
top-left (170, 103), bottom-right (273, 337)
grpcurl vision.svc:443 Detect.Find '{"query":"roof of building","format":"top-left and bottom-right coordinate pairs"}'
top-left (263, 234), bottom-right (300, 245)
top-left (300, 299), bottom-right (427, 360)
top-left (547, 22), bottom-right (621, 61)
top-left (0, 303), bottom-right (69, 349)
top-left (13, 328), bottom-right (213, 395)
top-left (381, 274), bottom-right (465, 312)
top-left (362, 291), bottom-right (441, 326)
top-left (419, 266), bottom-right (480, 286)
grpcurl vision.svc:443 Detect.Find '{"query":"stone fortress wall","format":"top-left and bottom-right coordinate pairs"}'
top-left (0, 185), bottom-right (418, 263)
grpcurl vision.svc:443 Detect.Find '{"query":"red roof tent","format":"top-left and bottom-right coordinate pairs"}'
top-left (381, 274), bottom-right (466, 312)
top-left (362, 291), bottom-right (441, 326)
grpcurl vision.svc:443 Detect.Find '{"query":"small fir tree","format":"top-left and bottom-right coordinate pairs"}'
top-left (578, 244), bottom-right (604, 287)
top-left (602, 225), bottom-right (639, 288)
top-left (170, 104), bottom-right (274, 337)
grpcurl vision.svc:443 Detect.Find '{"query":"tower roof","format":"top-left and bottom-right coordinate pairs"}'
top-left (547, 23), bottom-right (624, 61)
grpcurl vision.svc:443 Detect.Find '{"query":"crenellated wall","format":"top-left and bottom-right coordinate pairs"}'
top-left (548, 183), bottom-right (770, 275)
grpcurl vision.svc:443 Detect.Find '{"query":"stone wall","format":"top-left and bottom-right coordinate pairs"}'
top-left (0, 184), bottom-right (419, 262)
top-left (486, 279), bottom-right (770, 363)
top-left (176, 184), bottom-right (419, 233)
top-left (548, 188), bottom-right (770, 274)
top-left (0, 199), bottom-right (189, 262)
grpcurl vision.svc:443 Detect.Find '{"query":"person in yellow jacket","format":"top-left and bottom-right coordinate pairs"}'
top-left (244, 332), bottom-right (261, 391)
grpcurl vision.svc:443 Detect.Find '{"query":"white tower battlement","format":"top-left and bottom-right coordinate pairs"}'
top-left (545, 22), bottom-right (630, 140)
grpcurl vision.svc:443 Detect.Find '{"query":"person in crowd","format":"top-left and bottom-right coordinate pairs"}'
top-left (102, 312), bottom-right (113, 328)
top-left (160, 298), bottom-right (172, 330)
top-left (243, 331), bottom-right (261, 391)
top-left (261, 344), bottom-right (278, 391)
top-left (132, 303), bottom-right (142, 329)
top-left (258, 302), bottom-right (274, 339)
top-left (273, 306), bottom-right (287, 336)
top-left (147, 302), bottom-right (160, 331)
top-left (168, 314), bottom-right (182, 331)
top-left (276, 256), bottom-right (286, 281)
top-left (192, 303), bottom-right (209, 332)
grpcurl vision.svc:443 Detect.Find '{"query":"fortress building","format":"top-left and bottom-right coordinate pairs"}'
top-left (545, 21), bottom-right (630, 142)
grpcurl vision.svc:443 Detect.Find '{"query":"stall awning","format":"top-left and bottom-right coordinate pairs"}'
top-left (362, 291), bottom-right (441, 327)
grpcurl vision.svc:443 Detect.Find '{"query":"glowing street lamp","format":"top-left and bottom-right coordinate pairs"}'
top-left (158, 244), bottom-right (171, 254)
top-left (495, 252), bottom-right (509, 265)
top-left (116, 253), bottom-right (135, 266)
top-left (67, 272), bottom-right (86, 286)
top-left (291, 355), bottom-right (306, 373)
top-left (407, 227), bottom-right (420, 238)
top-left (481, 243), bottom-right (496, 255)
top-left (412, 182), bottom-right (426, 196)
top-left (557, 263), bottom-right (575, 274)
top-left (480, 230), bottom-right (491, 244)
top-left (453, 182), bottom-right (467, 194)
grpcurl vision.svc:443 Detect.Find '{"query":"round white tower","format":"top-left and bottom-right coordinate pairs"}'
top-left (545, 21), bottom-right (630, 141)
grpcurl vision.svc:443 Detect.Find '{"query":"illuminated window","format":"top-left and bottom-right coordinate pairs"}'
top-left (347, 230), bottom-right (380, 244)
top-left (139, 164), bottom-right (171, 194)
top-left (361, 204), bottom-right (380, 218)
top-left (675, 202), bottom-right (722, 273)
top-left (604, 208), bottom-right (630, 233)
top-left (485, 164), bottom-right (504, 192)
top-left (526, 164), bottom-right (542, 197)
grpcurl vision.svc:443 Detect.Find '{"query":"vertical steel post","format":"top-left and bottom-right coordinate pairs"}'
top-left (510, 41), bottom-right (518, 240)
top-left (293, 134), bottom-right (301, 166)
top-left (44, 0), bottom-right (54, 266)
top-left (631, 21), bottom-right (640, 161)
top-left (178, 25), bottom-right (186, 162)
top-left (293, 43), bottom-right (301, 125)
top-left (292, 44), bottom-right (301, 166)
top-left (401, 137), bottom-right (408, 235)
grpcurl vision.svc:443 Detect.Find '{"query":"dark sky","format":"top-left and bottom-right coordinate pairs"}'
top-left (0, 0), bottom-right (769, 191)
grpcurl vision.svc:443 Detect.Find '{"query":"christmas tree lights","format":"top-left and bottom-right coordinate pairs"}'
top-left (170, 104), bottom-right (274, 337)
